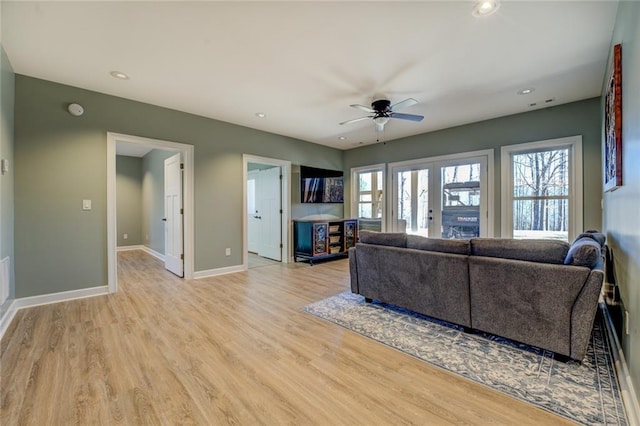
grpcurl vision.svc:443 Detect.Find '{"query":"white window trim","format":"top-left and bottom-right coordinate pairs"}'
top-left (351, 164), bottom-right (386, 231)
top-left (500, 135), bottom-right (583, 240)
top-left (387, 149), bottom-right (495, 237)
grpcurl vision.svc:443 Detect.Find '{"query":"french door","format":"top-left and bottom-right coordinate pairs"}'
top-left (390, 154), bottom-right (490, 239)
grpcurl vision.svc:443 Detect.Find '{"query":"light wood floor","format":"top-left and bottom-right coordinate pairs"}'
top-left (1, 250), bottom-right (572, 425)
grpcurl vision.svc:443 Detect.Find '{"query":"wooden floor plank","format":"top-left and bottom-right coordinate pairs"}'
top-left (1, 250), bottom-right (572, 425)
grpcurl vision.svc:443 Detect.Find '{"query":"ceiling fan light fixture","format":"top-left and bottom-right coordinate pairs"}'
top-left (373, 116), bottom-right (390, 126)
top-left (472, 0), bottom-right (500, 17)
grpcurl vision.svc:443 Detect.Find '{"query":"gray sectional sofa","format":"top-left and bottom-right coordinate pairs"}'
top-left (348, 231), bottom-right (606, 361)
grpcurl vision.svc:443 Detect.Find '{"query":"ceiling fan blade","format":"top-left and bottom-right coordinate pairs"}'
top-left (350, 104), bottom-right (376, 113)
top-left (390, 98), bottom-right (418, 111)
top-left (390, 112), bottom-right (424, 122)
top-left (340, 116), bottom-right (373, 125)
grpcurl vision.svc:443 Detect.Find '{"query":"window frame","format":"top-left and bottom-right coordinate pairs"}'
top-left (500, 135), bottom-right (583, 241)
top-left (351, 164), bottom-right (386, 231)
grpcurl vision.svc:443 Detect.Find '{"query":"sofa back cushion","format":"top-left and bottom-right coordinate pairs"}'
top-left (406, 235), bottom-right (470, 255)
top-left (470, 238), bottom-right (569, 264)
top-left (358, 230), bottom-right (407, 247)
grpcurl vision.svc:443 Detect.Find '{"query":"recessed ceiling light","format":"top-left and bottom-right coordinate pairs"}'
top-left (110, 71), bottom-right (129, 80)
top-left (338, 136), bottom-right (346, 140)
top-left (255, 112), bottom-right (266, 118)
top-left (517, 88), bottom-right (535, 95)
top-left (472, 0), bottom-right (500, 17)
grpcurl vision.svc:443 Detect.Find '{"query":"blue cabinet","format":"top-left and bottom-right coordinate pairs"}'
top-left (293, 219), bottom-right (358, 264)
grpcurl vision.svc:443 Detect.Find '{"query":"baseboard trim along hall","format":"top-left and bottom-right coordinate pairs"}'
top-left (117, 245), bottom-right (166, 262)
top-left (602, 302), bottom-right (640, 425)
top-left (116, 245), bottom-right (145, 251)
top-left (0, 286), bottom-right (109, 341)
top-left (194, 264), bottom-right (245, 279)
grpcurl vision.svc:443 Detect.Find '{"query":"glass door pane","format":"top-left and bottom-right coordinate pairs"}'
top-left (440, 163), bottom-right (481, 239)
top-left (396, 168), bottom-right (429, 236)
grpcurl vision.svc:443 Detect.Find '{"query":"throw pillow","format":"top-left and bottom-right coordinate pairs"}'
top-left (564, 237), bottom-right (602, 268)
top-left (573, 231), bottom-right (606, 247)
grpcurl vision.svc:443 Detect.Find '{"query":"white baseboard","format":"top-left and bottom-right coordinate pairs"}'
top-left (194, 264), bottom-right (246, 279)
top-left (117, 245), bottom-right (145, 251)
top-left (142, 246), bottom-right (165, 261)
top-left (0, 286), bottom-right (109, 341)
top-left (117, 245), bottom-right (165, 262)
top-left (602, 303), bottom-right (640, 425)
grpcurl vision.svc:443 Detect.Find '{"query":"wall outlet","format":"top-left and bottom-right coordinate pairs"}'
top-left (123, 233), bottom-right (128, 240)
top-left (225, 248), bottom-right (231, 256)
top-left (146, 234), bottom-right (149, 241)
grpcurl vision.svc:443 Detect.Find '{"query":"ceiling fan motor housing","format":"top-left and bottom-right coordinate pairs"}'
top-left (372, 99), bottom-right (391, 112)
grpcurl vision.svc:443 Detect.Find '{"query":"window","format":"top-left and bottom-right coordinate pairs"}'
top-left (351, 164), bottom-right (385, 231)
top-left (501, 136), bottom-right (582, 241)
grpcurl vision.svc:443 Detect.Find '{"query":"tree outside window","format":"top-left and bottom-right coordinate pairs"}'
top-left (512, 148), bottom-right (569, 241)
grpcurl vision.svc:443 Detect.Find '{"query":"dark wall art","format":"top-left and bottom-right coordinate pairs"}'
top-left (604, 43), bottom-right (623, 192)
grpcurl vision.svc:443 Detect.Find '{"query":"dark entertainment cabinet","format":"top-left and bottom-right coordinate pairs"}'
top-left (293, 219), bottom-right (358, 264)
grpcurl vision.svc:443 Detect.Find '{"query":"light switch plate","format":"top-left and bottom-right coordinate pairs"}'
top-left (82, 199), bottom-right (92, 210)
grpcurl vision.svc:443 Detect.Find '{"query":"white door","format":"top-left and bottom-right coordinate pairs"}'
top-left (164, 153), bottom-right (183, 276)
top-left (391, 156), bottom-right (488, 239)
top-left (256, 166), bottom-right (282, 261)
top-left (247, 170), bottom-right (259, 253)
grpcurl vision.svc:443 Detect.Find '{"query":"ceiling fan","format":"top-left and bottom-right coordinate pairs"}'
top-left (340, 98), bottom-right (424, 131)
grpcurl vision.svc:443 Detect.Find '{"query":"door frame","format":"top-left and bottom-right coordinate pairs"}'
top-left (107, 132), bottom-right (195, 293)
top-left (388, 149), bottom-right (495, 237)
top-left (242, 155), bottom-right (291, 268)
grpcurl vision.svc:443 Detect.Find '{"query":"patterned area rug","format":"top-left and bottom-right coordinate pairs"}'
top-left (304, 292), bottom-right (628, 425)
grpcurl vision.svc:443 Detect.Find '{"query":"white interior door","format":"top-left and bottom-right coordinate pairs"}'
top-left (257, 166), bottom-right (282, 261)
top-left (164, 153), bottom-right (183, 276)
top-left (247, 170), bottom-right (259, 253)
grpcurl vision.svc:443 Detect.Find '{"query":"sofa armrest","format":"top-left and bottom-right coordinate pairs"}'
top-left (348, 247), bottom-right (358, 294)
top-left (570, 267), bottom-right (604, 359)
top-left (469, 256), bottom-right (592, 358)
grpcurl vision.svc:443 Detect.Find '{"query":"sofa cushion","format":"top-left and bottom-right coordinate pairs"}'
top-left (358, 230), bottom-right (407, 247)
top-left (406, 235), bottom-right (470, 255)
top-left (470, 238), bottom-right (569, 264)
top-left (564, 237), bottom-right (602, 268)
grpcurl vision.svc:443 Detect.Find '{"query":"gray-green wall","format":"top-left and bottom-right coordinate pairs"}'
top-left (116, 155), bottom-right (143, 247)
top-left (344, 97), bottom-right (603, 234)
top-left (142, 149), bottom-right (174, 255)
top-left (603, 0), bottom-right (640, 403)
top-left (14, 75), bottom-right (342, 297)
top-left (0, 43), bottom-right (15, 313)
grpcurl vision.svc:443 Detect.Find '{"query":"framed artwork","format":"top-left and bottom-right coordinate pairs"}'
top-left (604, 44), bottom-right (623, 192)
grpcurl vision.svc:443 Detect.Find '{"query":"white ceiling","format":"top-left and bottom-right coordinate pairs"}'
top-left (3, 1), bottom-right (619, 150)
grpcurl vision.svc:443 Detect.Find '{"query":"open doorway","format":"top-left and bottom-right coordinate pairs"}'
top-left (107, 132), bottom-right (194, 293)
top-left (243, 155), bottom-right (291, 270)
